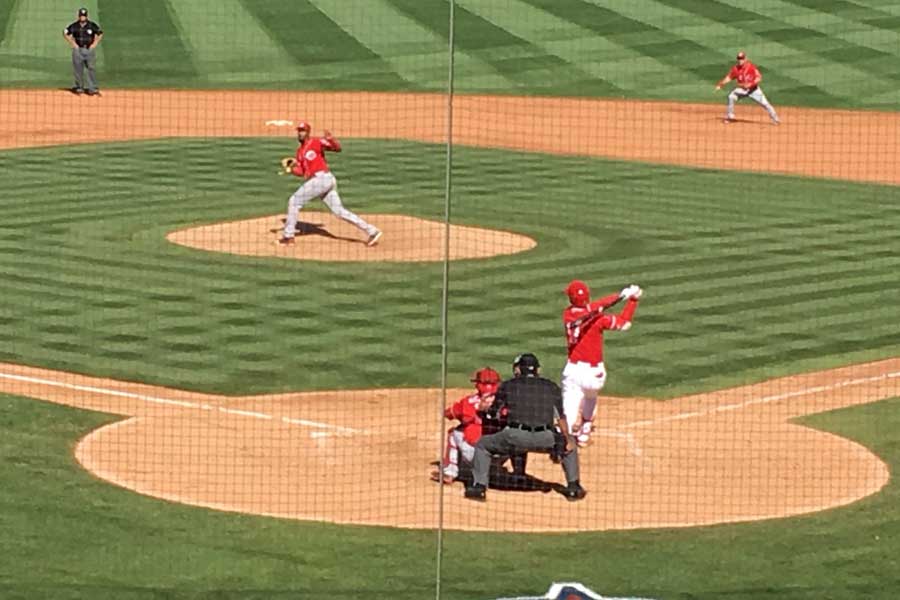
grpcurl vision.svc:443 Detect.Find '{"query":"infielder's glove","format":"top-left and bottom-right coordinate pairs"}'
top-left (280, 157), bottom-right (296, 173)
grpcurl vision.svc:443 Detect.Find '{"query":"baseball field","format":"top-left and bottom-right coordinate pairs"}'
top-left (1, 1), bottom-right (900, 598)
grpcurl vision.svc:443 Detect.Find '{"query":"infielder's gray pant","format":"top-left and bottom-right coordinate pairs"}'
top-left (282, 171), bottom-right (377, 238)
top-left (72, 47), bottom-right (98, 92)
top-left (727, 87), bottom-right (779, 123)
top-left (472, 427), bottom-right (579, 487)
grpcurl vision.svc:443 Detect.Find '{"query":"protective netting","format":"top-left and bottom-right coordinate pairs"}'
top-left (1, 2), bottom-right (899, 599)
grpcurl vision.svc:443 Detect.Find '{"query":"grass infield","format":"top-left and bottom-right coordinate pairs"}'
top-left (0, 138), bottom-right (898, 397)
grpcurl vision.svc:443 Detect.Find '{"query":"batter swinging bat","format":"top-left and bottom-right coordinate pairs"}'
top-left (567, 292), bottom-right (625, 330)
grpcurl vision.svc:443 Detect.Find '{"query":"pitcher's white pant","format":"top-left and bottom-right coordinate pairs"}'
top-left (561, 360), bottom-right (607, 431)
top-left (282, 171), bottom-right (378, 238)
top-left (442, 429), bottom-right (475, 479)
top-left (727, 87), bottom-right (779, 123)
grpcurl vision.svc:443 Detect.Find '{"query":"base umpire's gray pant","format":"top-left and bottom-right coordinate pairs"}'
top-left (472, 427), bottom-right (579, 487)
top-left (72, 47), bottom-right (98, 92)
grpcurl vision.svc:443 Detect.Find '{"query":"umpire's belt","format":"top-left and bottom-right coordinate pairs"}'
top-left (508, 423), bottom-right (550, 432)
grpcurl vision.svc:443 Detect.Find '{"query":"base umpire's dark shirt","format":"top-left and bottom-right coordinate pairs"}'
top-left (494, 375), bottom-right (564, 428)
top-left (65, 21), bottom-right (102, 48)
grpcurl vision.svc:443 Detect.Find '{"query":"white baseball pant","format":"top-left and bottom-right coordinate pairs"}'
top-left (282, 171), bottom-right (378, 238)
top-left (442, 429), bottom-right (475, 479)
top-left (727, 87), bottom-right (779, 123)
top-left (561, 360), bottom-right (607, 432)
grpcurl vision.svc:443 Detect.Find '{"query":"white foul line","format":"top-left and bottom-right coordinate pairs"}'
top-left (622, 370), bottom-right (900, 430)
top-left (0, 371), bottom-right (367, 436)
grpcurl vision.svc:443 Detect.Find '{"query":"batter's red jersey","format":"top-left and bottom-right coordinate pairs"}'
top-left (445, 392), bottom-right (486, 445)
top-left (563, 294), bottom-right (638, 364)
top-left (291, 135), bottom-right (342, 179)
top-left (728, 61), bottom-right (762, 88)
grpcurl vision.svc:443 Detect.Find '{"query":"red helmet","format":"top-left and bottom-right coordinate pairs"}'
top-left (471, 367), bottom-right (500, 396)
top-left (565, 280), bottom-right (590, 307)
top-left (295, 121), bottom-right (311, 132)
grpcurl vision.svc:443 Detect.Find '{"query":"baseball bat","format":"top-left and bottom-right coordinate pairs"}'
top-left (567, 292), bottom-right (627, 330)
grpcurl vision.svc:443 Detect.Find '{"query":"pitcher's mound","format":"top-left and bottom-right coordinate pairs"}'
top-left (167, 212), bottom-right (536, 262)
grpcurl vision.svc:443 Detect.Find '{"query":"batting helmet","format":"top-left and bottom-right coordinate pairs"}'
top-left (512, 353), bottom-right (540, 376)
top-left (471, 367), bottom-right (500, 396)
top-left (565, 280), bottom-right (590, 307)
top-left (295, 121), bottom-right (311, 132)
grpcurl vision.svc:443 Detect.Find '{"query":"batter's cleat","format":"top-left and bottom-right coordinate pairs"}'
top-left (366, 230), bottom-right (383, 247)
top-left (464, 483), bottom-right (487, 502)
top-left (576, 422), bottom-right (592, 447)
top-left (563, 482), bottom-right (587, 502)
top-left (276, 236), bottom-right (295, 246)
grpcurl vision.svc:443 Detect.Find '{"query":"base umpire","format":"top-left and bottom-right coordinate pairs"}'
top-left (464, 353), bottom-right (586, 502)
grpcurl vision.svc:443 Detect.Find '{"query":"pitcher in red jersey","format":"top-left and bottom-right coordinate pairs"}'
top-left (561, 280), bottom-right (642, 446)
top-left (277, 121), bottom-right (382, 247)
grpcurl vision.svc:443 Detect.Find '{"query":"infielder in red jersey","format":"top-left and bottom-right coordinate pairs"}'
top-left (715, 51), bottom-right (780, 125)
top-left (277, 121), bottom-right (382, 246)
top-left (431, 367), bottom-right (501, 484)
top-left (561, 280), bottom-right (642, 447)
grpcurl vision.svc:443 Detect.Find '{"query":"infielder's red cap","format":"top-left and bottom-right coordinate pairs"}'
top-left (565, 280), bottom-right (590, 307)
top-left (295, 121), bottom-right (311, 131)
top-left (736, 51), bottom-right (746, 60)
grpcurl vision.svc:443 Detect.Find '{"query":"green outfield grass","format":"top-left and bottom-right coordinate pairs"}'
top-left (2, 393), bottom-right (899, 600)
top-left (0, 138), bottom-right (898, 397)
top-left (1, 0), bottom-right (900, 108)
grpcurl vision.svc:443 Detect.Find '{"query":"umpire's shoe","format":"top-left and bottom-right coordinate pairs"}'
top-left (562, 481), bottom-right (587, 502)
top-left (464, 483), bottom-right (487, 502)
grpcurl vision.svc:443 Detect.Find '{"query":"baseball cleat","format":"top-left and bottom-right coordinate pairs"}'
top-left (723, 117), bottom-right (735, 124)
top-left (70, 87), bottom-right (84, 95)
top-left (276, 236), bottom-right (295, 246)
top-left (563, 482), bottom-right (587, 502)
top-left (430, 470), bottom-right (455, 485)
top-left (366, 230), bottom-right (383, 247)
top-left (464, 483), bottom-right (487, 501)
top-left (576, 434), bottom-right (591, 447)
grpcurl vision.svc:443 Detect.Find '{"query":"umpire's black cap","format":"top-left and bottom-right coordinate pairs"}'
top-left (78, 7), bottom-right (88, 16)
top-left (513, 353), bottom-right (540, 375)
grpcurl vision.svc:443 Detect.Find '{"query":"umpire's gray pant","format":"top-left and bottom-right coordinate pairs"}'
top-left (72, 47), bottom-right (98, 92)
top-left (472, 427), bottom-right (579, 487)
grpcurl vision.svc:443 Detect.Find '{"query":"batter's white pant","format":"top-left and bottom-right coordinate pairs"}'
top-left (282, 171), bottom-right (378, 238)
top-left (442, 429), bottom-right (475, 479)
top-left (561, 361), bottom-right (607, 432)
top-left (727, 87), bottom-right (779, 123)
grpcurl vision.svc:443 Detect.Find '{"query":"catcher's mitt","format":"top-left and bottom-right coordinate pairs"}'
top-left (280, 157), bottom-right (296, 174)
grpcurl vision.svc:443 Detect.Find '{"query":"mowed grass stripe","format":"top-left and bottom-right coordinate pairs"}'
top-left (97, 0), bottom-right (196, 82)
top-left (455, 0), bottom-right (640, 95)
top-left (164, 0), bottom-right (297, 82)
top-left (307, 0), bottom-right (452, 89)
top-left (237, 0), bottom-right (408, 90)
top-left (384, 0), bottom-right (596, 92)
top-left (0, 0), bottom-right (17, 45)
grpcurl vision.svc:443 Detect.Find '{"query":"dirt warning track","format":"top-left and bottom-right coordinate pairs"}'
top-left (0, 359), bottom-right (895, 532)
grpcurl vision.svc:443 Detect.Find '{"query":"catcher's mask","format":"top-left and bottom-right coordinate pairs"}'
top-left (512, 353), bottom-right (540, 377)
top-left (471, 367), bottom-right (500, 396)
top-left (565, 279), bottom-right (590, 307)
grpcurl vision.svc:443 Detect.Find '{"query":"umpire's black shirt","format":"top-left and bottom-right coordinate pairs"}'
top-left (65, 20), bottom-right (102, 48)
top-left (494, 375), bottom-right (563, 428)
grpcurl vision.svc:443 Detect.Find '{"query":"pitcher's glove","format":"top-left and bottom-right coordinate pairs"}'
top-left (280, 157), bottom-right (296, 174)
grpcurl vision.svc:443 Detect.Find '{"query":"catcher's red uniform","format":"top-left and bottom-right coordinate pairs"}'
top-left (445, 393), bottom-right (486, 445)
